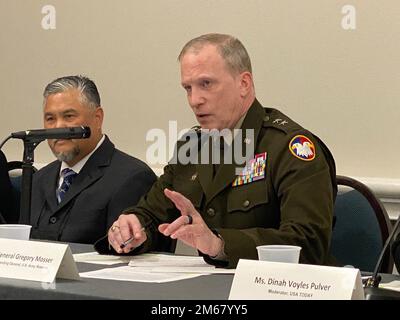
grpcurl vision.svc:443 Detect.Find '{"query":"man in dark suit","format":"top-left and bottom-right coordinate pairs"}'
top-left (0, 150), bottom-right (17, 223)
top-left (30, 75), bottom-right (156, 244)
top-left (101, 34), bottom-right (337, 268)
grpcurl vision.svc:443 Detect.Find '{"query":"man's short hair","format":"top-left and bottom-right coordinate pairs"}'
top-left (43, 75), bottom-right (101, 109)
top-left (178, 33), bottom-right (252, 75)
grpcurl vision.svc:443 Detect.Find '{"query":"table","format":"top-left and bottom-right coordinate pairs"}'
top-left (0, 243), bottom-right (233, 300)
top-left (0, 243), bottom-right (399, 300)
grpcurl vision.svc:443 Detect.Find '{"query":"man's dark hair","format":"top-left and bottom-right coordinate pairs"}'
top-left (43, 75), bottom-right (101, 109)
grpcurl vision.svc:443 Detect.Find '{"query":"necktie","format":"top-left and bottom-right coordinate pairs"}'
top-left (56, 168), bottom-right (77, 204)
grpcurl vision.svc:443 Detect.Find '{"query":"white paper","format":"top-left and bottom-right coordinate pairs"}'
top-left (79, 266), bottom-right (203, 283)
top-left (73, 252), bottom-right (132, 265)
top-left (128, 253), bottom-right (210, 267)
top-left (129, 266), bottom-right (235, 274)
top-left (380, 280), bottom-right (400, 292)
top-left (127, 253), bottom-right (234, 274)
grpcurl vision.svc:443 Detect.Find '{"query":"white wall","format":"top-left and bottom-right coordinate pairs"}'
top-left (0, 1), bottom-right (399, 182)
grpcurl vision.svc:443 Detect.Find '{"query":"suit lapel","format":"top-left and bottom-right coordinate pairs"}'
top-left (55, 168), bottom-right (103, 211)
top-left (205, 99), bottom-right (266, 205)
top-left (30, 161), bottom-right (60, 226)
top-left (54, 136), bottom-right (115, 213)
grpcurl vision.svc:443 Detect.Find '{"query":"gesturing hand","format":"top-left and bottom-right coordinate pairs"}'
top-left (158, 188), bottom-right (222, 257)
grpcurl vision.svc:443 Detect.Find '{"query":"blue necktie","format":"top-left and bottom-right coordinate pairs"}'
top-left (56, 168), bottom-right (77, 204)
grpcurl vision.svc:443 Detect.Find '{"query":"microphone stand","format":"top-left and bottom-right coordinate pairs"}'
top-left (2, 126), bottom-right (90, 224)
top-left (7, 126), bottom-right (90, 224)
top-left (364, 216), bottom-right (400, 299)
top-left (19, 138), bottom-right (42, 225)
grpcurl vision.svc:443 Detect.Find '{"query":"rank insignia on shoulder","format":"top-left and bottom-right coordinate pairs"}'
top-left (289, 135), bottom-right (316, 161)
top-left (232, 152), bottom-right (267, 187)
top-left (272, 118), bottom-right (288, 125)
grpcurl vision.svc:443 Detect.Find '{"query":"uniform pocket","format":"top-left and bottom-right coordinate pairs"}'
top-left (172, 171), bottom-right (204, 209)
top-left (227, 180), bottom-right (269, 213)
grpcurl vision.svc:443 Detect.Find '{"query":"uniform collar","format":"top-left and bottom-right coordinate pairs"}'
top-left (222, 111), bottom-right (248, 146)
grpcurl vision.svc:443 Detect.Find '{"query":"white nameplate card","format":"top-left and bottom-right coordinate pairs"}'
top-left (0, 239), bottom-right (80, 283)
top-left (229, 259), bottom-right (364, 300)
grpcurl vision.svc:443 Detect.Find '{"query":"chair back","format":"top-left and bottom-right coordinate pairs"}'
top-left (7, 161), bottom-right (38, 223)
top-left (0, 152), bottom-right (18, 223)
top-left (6, 161), bottom-right (23, 223)
top-left (331, 175), bottom-right (393, 273)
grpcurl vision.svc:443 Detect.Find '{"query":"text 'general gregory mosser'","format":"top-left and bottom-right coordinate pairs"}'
top-left (0, 252), bottom-right (54, 264)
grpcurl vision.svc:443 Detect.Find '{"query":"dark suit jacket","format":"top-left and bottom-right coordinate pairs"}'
top-left (29, 136), bottom-right (157, 244)
top-left (0, 150), bottom-right (17, 223)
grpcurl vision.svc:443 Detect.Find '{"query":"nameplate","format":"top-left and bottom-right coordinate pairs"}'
top-left (0, 239), bottom-right (80, 283)
top-left (229, 259), bottom-right (364, 300)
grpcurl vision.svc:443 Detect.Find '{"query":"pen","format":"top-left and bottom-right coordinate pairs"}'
top-left (120, 227), bottom-right (145, 249)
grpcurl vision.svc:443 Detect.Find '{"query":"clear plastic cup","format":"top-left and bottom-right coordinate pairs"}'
top-left (0, 224), bottom-right (32, 240)
top-left (256, 245), bottom-right (301, 263)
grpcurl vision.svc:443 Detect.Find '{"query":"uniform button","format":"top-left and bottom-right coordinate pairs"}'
top-left (264, 116), bottom-right (270, 122)
top-left (243, 200), bottom-right (250, 207)
top-left (207, 208), bottom-right (216, 217)
top-left (49, 216), bottom-right (57, 224)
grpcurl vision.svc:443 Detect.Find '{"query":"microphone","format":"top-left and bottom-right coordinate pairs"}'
top-left (11, 126), bottom-right (91, 142)
top-left (364, 216), bottom-right (400, 299)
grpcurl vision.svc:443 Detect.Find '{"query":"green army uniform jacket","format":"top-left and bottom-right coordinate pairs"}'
top-left (107, 99), bottom-right (337, 268)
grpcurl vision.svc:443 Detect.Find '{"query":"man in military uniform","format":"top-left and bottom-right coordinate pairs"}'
top-left (100, 33), bottom-right (337, 268)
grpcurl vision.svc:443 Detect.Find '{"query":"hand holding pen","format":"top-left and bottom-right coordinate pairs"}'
top-left (108, 214), bottom-right (149, 254)
top-left (120, 227), bottom-right (145, 249)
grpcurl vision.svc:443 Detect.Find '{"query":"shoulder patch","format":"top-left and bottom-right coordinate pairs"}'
top-left (289, 135), bottom-right (316, 161)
